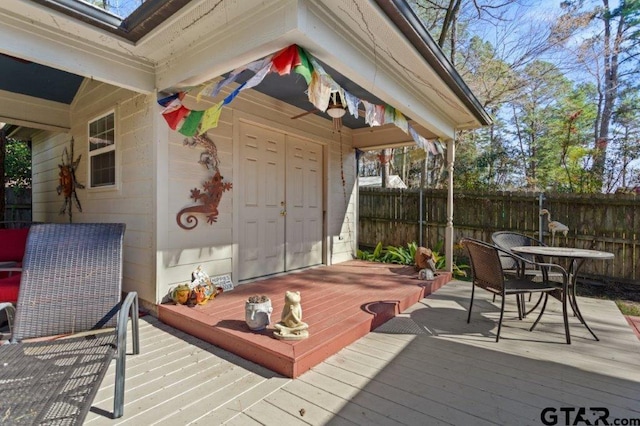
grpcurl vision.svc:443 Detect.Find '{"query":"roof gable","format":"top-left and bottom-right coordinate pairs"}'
top-left (0, 0), bottom-right (490, 139)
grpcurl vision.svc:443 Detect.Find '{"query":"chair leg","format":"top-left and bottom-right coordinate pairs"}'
top-left (467, 285), bottom-right (476, 324)
top-left (529, 294), bottom-right (549, 332)
top-left (516, 295), bottom-right (524, 320)
top-left (130, 294), bottom-right (140, 355)
top-left (114, 343), bottom-right (126, 418)
top-left (562, 288), bottom-right (571, 344)
top-left (524, 293), bottom-right (545, 317)
top-left (496, 295), bottom-right (506, 342)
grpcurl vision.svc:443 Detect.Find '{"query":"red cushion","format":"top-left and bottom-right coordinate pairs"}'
top-left (0, 228), bottom-right (29, 262)
top-left (0, 273), bottom-right (21, 304)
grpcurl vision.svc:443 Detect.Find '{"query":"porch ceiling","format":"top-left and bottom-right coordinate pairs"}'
top-left (0, 0), bottom-right (488, 143)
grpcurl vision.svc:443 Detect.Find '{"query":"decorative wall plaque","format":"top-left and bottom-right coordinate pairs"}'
top-left (177, 134), bottom-right (232, 230)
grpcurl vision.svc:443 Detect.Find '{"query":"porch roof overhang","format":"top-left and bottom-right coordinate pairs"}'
top-left (0, 0), bottom-right (490, 147)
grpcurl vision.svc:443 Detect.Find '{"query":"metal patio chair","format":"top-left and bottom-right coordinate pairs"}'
top-left (492, 231), bottom-right (566, 315)
top-left (461, 238), bottom-right (569, 343)
top-left (0, 223), bottom-right (139, 424)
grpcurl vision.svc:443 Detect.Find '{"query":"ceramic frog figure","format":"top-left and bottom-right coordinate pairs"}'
top-left (170, 284), bottom-right (191, 305)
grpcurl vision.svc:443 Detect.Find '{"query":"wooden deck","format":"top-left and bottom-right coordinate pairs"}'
top-left (86, 279), bottom-right (640, 425)
top-left (158, 261), bottom-right (451, 378)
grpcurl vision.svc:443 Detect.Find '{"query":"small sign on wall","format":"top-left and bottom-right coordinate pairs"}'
top-left (212, 274), bottom-right (234, 292)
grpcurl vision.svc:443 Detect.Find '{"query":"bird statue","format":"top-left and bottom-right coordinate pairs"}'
top-left (540, 209), bottom-right (569, 245)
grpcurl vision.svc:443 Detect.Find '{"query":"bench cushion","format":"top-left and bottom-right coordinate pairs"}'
top-left (0, 228), bottom-right (29, 262)
top-left (0, 274), bottom-right (20, 303)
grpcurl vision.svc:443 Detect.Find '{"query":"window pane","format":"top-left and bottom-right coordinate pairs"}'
top-left (91, 151), bottom-right (115, 187)
top-left (89, 113), bottom-right (115, 152)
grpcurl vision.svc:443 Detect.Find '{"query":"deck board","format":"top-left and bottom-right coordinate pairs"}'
top-left (87, 278), bottom-right (640, 425)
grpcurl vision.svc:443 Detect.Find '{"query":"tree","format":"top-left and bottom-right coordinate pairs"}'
top-left (556, 0), bottom-right (640, 188)
top-left (507, 61), bottom-right (571, 189)
top-left (5, 139), bottom-right (32, 190)
top-left (605, 88), bottom-right (640, 190)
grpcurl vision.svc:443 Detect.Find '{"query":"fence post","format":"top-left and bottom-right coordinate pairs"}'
top-left (538, 192), bottom-right (545, 242)
top-left (419, 189), bottom-right (423, 247)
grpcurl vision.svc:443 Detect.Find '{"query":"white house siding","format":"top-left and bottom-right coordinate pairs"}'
top-left (31, 79), bottom-right (157, 306)
top-left (158, 107), bottom-right (235, 302)
top-left (31, 131), bottom-right (75, 219)
top-left (32, 80), bottom-right (358, 306)
top-left (328, 140), bottom-right (357, 265)
top-left (158, 86), bottom-right (357, 301)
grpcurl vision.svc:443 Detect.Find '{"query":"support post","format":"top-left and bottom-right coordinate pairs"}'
top-left (445, 137), bottom-right (455, 272)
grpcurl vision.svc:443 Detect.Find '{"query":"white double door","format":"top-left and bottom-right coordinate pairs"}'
top-left (238, 122), bottom-right (323, 281)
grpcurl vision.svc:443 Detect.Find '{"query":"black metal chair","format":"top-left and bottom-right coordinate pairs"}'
top-left (0, 223), bottom-right (139, 423)
top-left (492, 231), bottom-right (567, 314)
top-left (461, 238), bottom-right (569, 343)
top-left (491, 231), bottom-right (549, 277)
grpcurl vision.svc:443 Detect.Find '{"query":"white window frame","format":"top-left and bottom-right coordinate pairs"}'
top-left (87, 110), bottom-right (117, 189)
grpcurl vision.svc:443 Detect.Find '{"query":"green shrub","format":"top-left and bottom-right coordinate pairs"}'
top-left (357, 240), bottom-right (469, 278)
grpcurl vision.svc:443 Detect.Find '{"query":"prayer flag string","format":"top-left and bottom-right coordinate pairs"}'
top-left (158, 44), bottom-right (441, 153)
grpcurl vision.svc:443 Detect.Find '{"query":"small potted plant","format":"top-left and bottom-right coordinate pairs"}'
top-left (245, 295), bottom-right (272, 331)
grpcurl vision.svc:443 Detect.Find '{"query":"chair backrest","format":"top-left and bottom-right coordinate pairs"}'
top-left (491, 231), bottom-right (545, 270)
top-left (11, 223), bottom-right (125, 341)
top-left (461, 238), bottom-right (505, 294)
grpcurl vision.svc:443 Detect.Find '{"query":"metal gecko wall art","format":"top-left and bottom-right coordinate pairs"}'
top-left (57, 138), bottom-right (84, 223)
top-left (176, 134), bottom-right (233, 230)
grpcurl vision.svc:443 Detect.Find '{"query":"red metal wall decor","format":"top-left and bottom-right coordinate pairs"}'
top-left (176, 134), bottom-right (232, 230)
top-left (57, 138), bottom-right (84, 223)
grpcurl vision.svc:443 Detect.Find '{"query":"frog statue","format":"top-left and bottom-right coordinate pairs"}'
top-left (170, 284), bottom-right (191, 305)
top-left (273, 291), bottom-right (309, 340)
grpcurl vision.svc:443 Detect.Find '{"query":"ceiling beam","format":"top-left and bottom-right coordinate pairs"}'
top-left (0, 3), bottom-right (155, 94)
top-left (0, 89), bottom-right (70, 131)
top-left (155, 0), bottom-right (300, 91)
top-left (352, 122), bottom-right (437, 150)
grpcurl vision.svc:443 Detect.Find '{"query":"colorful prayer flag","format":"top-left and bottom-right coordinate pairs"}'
top-left (162, 105), bottom-right (190, 130)
top-left (308, 71), bottom-right (331, 112)
top-left (272, 45), bottom-right (300, 75)
top-left (178, 109), bottom-right (205, 136)
top-left (294, 46), bottom-right (313, 84)
top-left (393, 111), bottom-right (408, 133)
top-left (384, 105), bottom-right (395, 124)
top-left (158, 93), bottom-right (179, 107)
top-left (200, 102), bottom-right (223, 134)
top-left (223, 82), bottom-right (247, 105)
top-left (344, 91), bottom-right (361, 118)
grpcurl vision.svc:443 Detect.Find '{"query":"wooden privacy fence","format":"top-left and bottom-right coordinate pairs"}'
top-left (359, 188), bottom-right (639, 284)
top-left (3, 188), bottom-right (31, 223)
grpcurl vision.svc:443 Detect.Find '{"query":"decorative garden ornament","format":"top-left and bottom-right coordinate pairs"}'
top-left (56, 138), bottom-right (84, 223)
top-left (177, 134), bottom-right (233, 229)
top-left (245, 295), bottom-right (272, 331)
top-left (273, 291), bottom-right (309, 340)
top-left (540, 209), bottom-right (569, 245)
top-left (170, 284), bottom-right (191, 305)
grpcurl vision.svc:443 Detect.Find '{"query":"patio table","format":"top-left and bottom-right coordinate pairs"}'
top-left (511, 246), bottom-right (614, 343)
top-left (0, 333), bottom-right (116, 425)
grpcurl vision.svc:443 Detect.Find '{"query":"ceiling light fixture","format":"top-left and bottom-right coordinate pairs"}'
top-left (326, 105), bottom-right (346, 119)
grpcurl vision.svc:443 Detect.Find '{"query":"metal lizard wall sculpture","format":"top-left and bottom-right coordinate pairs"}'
top-left (57, 138), bottom-right (84, 223)
top-left (177, 134), bottom-right (233, 230)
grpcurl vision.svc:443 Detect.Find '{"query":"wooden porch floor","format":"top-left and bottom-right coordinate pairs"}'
top-left (86, 279), bottom-right (640, 425)
top-left (158, 260), bottom-right (451, 378)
